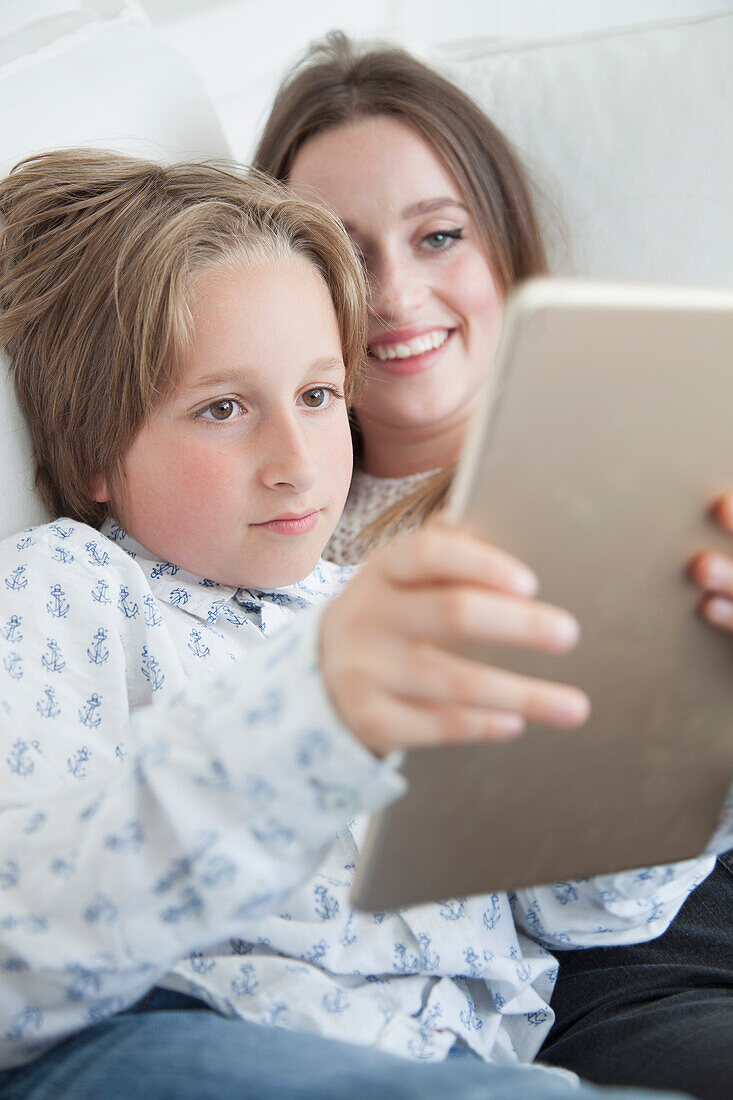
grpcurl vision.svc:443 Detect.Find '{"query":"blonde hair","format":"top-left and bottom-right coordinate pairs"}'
top-left (0, 148), bottom-right (367, 527)
top-left (255, 32), bottom-right (549, 558)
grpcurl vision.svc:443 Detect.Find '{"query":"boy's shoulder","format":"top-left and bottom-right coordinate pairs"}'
top-left (0, 517), bottom-right (143, 586)
top-left (0, 519), bottom-right (160, 676)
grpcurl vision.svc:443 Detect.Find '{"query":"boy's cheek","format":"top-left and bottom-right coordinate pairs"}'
top-left (119, 449), bottom-right (238, 548)
top-left (328, 421), bottom-right (355, 503)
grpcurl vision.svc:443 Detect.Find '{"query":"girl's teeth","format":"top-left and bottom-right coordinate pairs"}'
top-left (371, 329), bottom-right (449, 361)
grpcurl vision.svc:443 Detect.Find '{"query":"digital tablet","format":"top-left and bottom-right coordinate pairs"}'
top-left (351, 278), bottom-right (733, 912)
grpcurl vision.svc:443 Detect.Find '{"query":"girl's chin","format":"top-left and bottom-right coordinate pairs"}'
top-left (355, 385), bottom-right (483, 442)
top-left (355, 402), bottom-right (471, 438)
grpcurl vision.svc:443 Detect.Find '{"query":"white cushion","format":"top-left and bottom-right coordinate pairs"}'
top-left (435, 12), bottom-right (733, 284)
top-left (0, 1), bottom-right (231, 539)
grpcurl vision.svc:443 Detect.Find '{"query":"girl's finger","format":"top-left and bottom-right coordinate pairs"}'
top-left (711, 493), bottom-right (733, 533)
top-left (379, 521), bottom-right (538, 597)
top-left (389, 585), bottom-right (580, 654)
top-left (688, 551), bottom-right (733, 596)
top-left (700, 594), bottom-right (733, 632)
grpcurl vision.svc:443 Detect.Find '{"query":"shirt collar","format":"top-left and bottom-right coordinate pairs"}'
top-left (99, 519), bottom-right (350, 631)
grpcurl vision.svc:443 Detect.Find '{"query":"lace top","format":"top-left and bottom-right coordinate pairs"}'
top-left (325, 467), bottom-right (439, 565)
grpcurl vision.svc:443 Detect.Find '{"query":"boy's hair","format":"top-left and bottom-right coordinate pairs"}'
top-left (254, 32), bottom-right (549, 557)
top-left (0, 149), bottom-right (367, 527)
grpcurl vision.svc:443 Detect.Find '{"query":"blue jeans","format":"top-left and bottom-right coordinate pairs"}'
top-left (0, 988), bottom-right (689, 1100)
top-left (540, 852), bottom-right (733, 1100)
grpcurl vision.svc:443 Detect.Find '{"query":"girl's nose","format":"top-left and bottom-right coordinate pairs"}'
top-left (369, 253), bottom-right (427, 324)
top-left (259, 414), bottom-right (318, 493)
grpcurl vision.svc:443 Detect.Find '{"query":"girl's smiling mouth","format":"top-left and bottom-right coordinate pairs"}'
top-left (368, 327), bottom-right (455, 376)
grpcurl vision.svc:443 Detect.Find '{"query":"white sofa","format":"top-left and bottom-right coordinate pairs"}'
top-left (1, 1), bottom-right (731, 540)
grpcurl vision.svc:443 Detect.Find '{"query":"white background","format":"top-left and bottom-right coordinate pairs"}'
top-left (134, 0), bottom-right (731, 158)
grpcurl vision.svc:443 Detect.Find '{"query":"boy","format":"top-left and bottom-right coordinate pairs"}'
top-left (0, 151), bottom-right (721, 1099)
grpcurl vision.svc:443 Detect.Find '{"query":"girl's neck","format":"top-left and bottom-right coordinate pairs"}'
top-left (357, 416), bottom-right (469, 479)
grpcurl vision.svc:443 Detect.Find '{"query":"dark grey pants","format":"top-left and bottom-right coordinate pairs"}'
top-left (539, 852), bottom-right (733, 1100)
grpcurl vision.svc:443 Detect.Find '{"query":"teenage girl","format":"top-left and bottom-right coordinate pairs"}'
top-left (255, 32), bottom-right (733, 1100)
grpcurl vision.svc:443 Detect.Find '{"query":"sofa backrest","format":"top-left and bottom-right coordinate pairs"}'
top-left (435, 11), bottom-right (732, 284)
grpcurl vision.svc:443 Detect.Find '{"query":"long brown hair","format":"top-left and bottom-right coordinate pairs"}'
top-left (255, 32), bottom-right (548, 558)
top-left (0, 149), bottom-right (366, 527)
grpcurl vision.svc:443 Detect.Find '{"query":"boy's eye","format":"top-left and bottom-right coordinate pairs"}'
top-left (420, 228), bottom-right (464, 252)
top-left (198, 398), bottom-right (243, 422)
top-left (301, 387), bottom-right (331, 408)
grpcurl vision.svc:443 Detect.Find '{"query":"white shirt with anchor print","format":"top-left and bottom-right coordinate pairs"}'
top-left (0, 518), bottom-right (730, 1071)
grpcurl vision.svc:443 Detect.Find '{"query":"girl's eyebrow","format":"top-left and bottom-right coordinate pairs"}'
top-left (343, 198), bottom-right (468, 238)
top-left (400, 197), bottom-right (468, 218)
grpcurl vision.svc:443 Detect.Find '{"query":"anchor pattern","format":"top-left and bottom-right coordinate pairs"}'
top-left (4, 565), bottom-right (28, 592)
top-left (45, 585), bottom-right (69, 620)
top-left (0, 516), bottom-right (729, 1071)
top-left (1, 615), bottom-right (23, 644)
top-left (91, 579), bottom-right (111, 606)
top-left (87, 629), bottom-right (110, 666)
top-left (41, 639), bottom-right (65, 674)
top-left (79, 694), bottom-right (103, 730)
top-left (187, 628), bottom-right (210, 660)
top-left (35, 686), bottom-right (60, 720)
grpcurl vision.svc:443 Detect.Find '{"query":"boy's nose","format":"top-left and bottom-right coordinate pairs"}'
top-left (259, 416), bottom-right (318, 493)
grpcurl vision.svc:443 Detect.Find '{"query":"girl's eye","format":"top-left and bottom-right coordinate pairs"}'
top-left (198, 398), bottom-right (243, 422)
top-left (420, 228), bottom-right (464, 252)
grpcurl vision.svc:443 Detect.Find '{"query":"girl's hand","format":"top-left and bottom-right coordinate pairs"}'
top-left (320, 519), bottom-right (590, 756)
top-left (689, 493), bottom-right (733, 631)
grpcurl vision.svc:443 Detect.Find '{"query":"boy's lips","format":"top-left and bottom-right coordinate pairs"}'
top-left (251, 511), bottom-right (320, 536)
top-left (367, 327), bottom-right (454, 376)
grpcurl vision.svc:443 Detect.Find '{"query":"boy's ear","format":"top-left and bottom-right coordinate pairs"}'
top-left (89, 473), bottom-right (109, 503)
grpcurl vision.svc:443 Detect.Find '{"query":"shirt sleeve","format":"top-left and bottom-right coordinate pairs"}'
top-left (0, 534), bottom-right (405, 1068)
top-left (510, 803), bottom-right (733, 949)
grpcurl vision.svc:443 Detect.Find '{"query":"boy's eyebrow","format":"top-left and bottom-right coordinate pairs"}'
top-left (308, 357), bottom-right (346, 375)
top-left (182, 358), bottom-right (346, 394)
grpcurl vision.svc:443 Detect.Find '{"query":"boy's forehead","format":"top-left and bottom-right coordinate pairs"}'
top-left (170, 258), bottom-right (348, 401)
